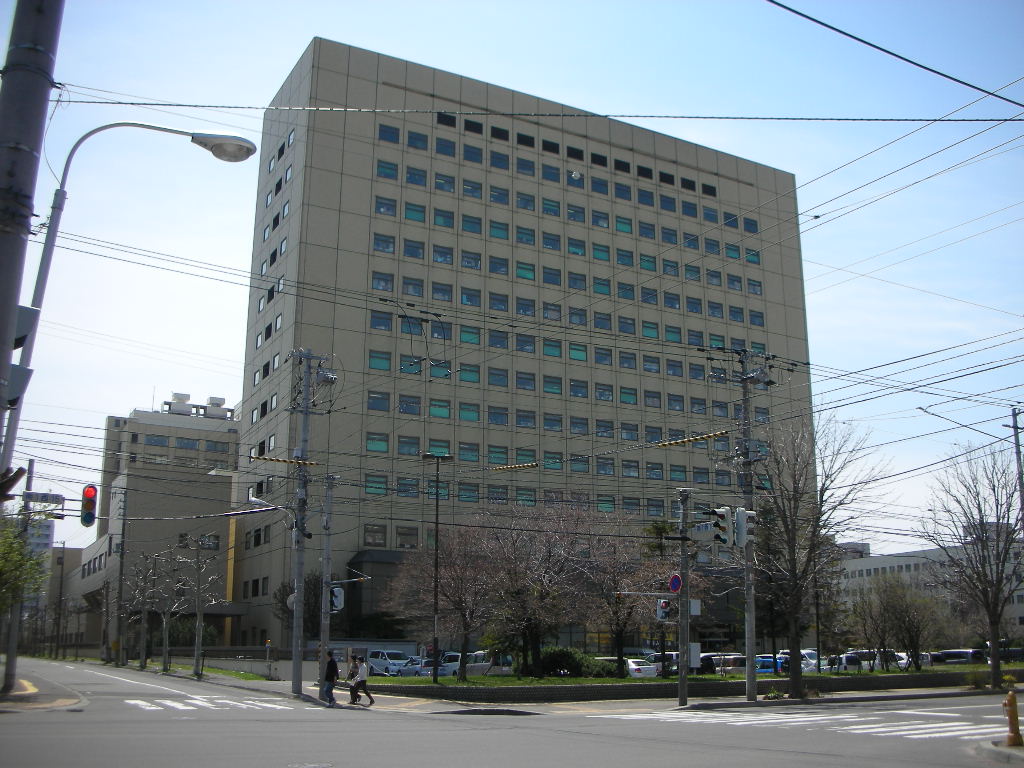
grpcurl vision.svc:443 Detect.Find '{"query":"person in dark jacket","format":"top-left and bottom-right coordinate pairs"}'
top-left (322, 650), bottom-right (339, 707)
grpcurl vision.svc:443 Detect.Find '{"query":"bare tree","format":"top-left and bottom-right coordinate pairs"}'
top-left (157, 535), bottom-right (224, 677)
top-left (849, 574), bottom-right (900, 671)
top-left (578, 529), bottom-right (662, 678)
top-left (480, 501), bottom-right (592, 677)
top-left (920, 447), bottom-right (1023, 687)
top-left (755, 413), bottom-right (884, 697)
top-left (385, 520), bottom-right (495, 681)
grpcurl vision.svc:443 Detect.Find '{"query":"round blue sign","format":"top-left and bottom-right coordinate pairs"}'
top-left (668, 573), bottom-right (682, 593)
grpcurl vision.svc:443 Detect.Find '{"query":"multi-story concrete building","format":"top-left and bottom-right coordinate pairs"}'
top-left (234, 38), bottom-right (812, 647)
top-left (840, 544), bottom-right (1024, 635)
top-left (62, 393), bottom-right (239, 657)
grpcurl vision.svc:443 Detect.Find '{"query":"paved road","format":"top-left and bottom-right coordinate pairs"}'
top-left (0, 658), bottom-right (1013, 768)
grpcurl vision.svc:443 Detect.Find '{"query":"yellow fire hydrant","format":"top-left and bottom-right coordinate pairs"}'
top-left (1003, 689), bottom-right (1023, 747)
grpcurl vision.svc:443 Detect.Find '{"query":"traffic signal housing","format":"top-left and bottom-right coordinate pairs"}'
top-left (655, 598), bottom-right (671, 621)
top-left (711, 507), bottom-right (730, 545)
top-left (734, 508), bottom-right (756, 547)
top-left (81, 484), bottom-right (98, 527)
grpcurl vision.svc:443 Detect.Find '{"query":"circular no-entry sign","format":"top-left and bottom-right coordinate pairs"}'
top-left (668, 573), bottom-right (682, 593)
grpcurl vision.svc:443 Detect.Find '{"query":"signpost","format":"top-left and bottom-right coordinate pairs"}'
top-left (22, 491), bottom-right (63, 505)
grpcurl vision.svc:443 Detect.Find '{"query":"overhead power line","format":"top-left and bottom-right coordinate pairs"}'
top-left (766, 0), bottom-right (1024, 110)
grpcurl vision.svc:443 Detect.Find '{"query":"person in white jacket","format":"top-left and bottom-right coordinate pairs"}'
top-left (349, 656), bottom-right (375, 706)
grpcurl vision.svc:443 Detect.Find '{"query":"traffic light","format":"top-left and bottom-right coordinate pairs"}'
top-left (655, 598), bottom-right (671, 621)
top-left (734, 508), bottom-right (756, 547)
top-left (329, 586), bottom-right (344, 612)
top-left (711, 507), bottom-right (730, 544)
top-left (81, 484), bottom-right (98, 527)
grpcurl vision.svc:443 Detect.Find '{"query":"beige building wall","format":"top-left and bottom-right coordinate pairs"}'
top-left (63, 395), bottom-right (239, 653)
top-left (235, 38), bottom-right (813, 647)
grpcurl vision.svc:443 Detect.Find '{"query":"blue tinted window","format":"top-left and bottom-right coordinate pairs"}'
top-left (436, 137), bottom-right (455, 156)
top-left (378, 124), bottom-right (399, 143)
top-left (408, 131), bottom-right (428, 149)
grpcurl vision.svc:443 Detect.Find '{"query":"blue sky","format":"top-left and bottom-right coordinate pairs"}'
top-left (4, 0), bottom-right (1022, 551)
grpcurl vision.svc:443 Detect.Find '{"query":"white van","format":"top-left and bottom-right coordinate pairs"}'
top-left (366, 649), bottom-right (411, 676)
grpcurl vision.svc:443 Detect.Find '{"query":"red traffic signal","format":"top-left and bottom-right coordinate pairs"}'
top-left (655, 599), bottom-right (671, 621)
top-left (81, 484), bottom-right (98, 527)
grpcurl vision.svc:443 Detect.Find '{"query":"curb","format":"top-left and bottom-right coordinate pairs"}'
top-left (976, 739), bottom-right (1024, 763)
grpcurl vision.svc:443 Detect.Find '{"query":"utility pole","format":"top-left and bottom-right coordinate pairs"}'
top-left (676, 487), bottom-right (691, 706)
top-left (0, 0), bottom-right (64, 427)
top-left (318, 475), bottom-right (334, 687)
top-left (1, 460), bottom-right (33, 693)
top-left (52, 541), bottom-right (66, 658)
top-left (114, 488), bottom-right (128, 666)
top-left (287, 348), bottom-right (334, 696)
top-left (736, 348), bottom-right (772, 702)
top-left (1007, 408), bottom-right (1024, 520)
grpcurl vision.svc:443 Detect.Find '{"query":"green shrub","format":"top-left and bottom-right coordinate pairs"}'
top-left (539, 646), bottom-right (608, 677)
top-left (964, 670), bottom-right (988, 690)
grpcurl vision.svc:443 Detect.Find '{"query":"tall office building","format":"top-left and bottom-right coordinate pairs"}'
top-left (235, 39), bottom-right (811, 645)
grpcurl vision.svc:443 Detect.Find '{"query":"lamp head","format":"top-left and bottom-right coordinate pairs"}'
top-left (190, 133), bottom-right (258, 162)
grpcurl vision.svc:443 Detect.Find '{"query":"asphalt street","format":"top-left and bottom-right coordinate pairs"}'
top-left (0, 657), bottom-right (1017, 768)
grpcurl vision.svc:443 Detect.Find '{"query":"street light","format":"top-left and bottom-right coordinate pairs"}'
top-left (0, 122), bottom-right (257, 472)
top-left (422, 452), bottom-right (453, 683)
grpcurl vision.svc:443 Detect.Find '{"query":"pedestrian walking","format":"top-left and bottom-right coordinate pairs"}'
top-left (322, 650), bottom-right (339, 707)
top-left (349, 655), bottom-right (374, 706)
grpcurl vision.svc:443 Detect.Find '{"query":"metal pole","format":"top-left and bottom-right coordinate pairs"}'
top-left (432, 455), bottom-right (441, 685)
top-left (318, 475), bottom-right (334, 686)
top-left (0, 0), bottom-right (64, 428)
top-left (1, 122), bottom-right (255, 471)
top-left (677, 487), bottom-right (690, 706)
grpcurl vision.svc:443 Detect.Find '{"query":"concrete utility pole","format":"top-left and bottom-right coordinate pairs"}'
top-left (1007, 408), bottom-right (1024, 520)
top-left (738, 350), bottom-right (758, 702)
top-left (676, 487), bottom-right (691, 706)
top-left (318, 475), bottom-right (334, 686)
top-left (1, 459), bottom-right (33, 693)
top-left (114, 489), bottom-right (128, 666)
top-left (0, 0), bottom-right (64, 434)
top-left (52, 541), bottom-right (66, 658)
top-left (287, 348), bottom-right (334, 696)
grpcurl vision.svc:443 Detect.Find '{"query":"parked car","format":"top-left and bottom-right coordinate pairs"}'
top-left (644, 651), bottom-right (680, 674)
top-left (824, 653), bottom-right (863, 672)
top-left (754, 655), bottom-right (778, 674)
top-left (366, 649), bottom-right (412, 676)
top-left (397, 656), bottom-right (428, 676)
top-left (594, 657), bottom-right (658, 678)
top-left (940, 649), bottom-right (987, 664)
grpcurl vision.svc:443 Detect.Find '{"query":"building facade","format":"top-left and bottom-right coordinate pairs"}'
top-left (56, 394), bottom-right (239, 657)
top-left (234, 39), bottom-right (812, 647)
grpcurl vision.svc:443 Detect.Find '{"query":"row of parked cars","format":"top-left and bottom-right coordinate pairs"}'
top-left (366, 649), bottom-right (511, 677)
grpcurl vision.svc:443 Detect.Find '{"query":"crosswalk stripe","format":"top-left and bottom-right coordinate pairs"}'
top-left (245, 699), bottom-right (292, 710)
top-left (590, 710), bottom-right (1001, 743)
top-left (125, 699), bottom-right (162, 711)
top-left (153, 699), bottom-right (197, 710)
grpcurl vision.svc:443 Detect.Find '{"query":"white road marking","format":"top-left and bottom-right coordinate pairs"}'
top-left (592, 708), bottom-right (1003, 743)
top-left (89, 670), bottom-right (189, 695)
top-left (154, 699), bottom-right (197, 710)
top-left (125, 699), bottom-right (162, 711)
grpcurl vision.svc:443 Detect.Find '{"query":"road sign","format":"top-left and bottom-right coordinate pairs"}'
top-left (23, 491), bottom-right (64, 505)
top-left (668, 573), bottom-right (682, 593)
